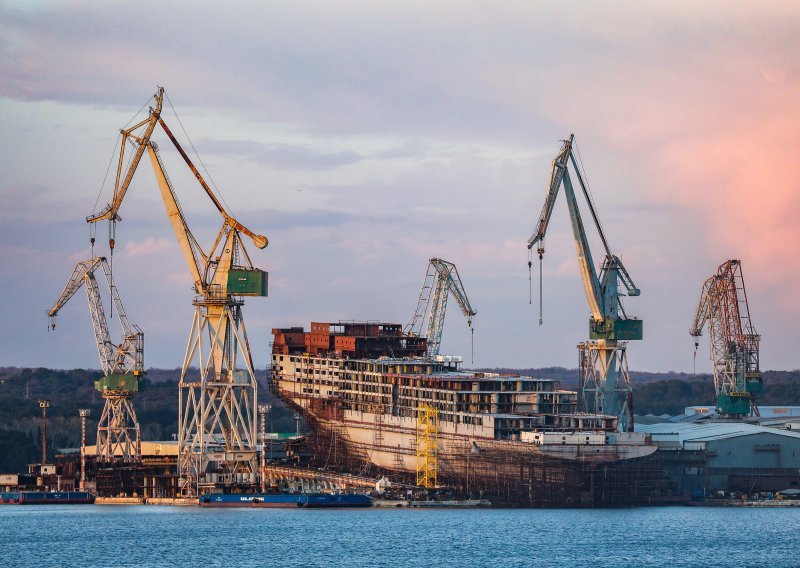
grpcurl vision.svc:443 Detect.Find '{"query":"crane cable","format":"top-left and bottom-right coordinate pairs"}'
top-left (90, 132), bottom-right (121, 258)
top-left (88, 93), bottom-right (150, 313)
top-left (164, 92), bottom-right (235, 216)
top-left (108, 220), bottom-right (115, 319)
top-left (471, 326), bottom-right (474, 365)
top-left (539, 252), bottom-right (543, 326)
top-left (527, 247), bottom-right (544, 324)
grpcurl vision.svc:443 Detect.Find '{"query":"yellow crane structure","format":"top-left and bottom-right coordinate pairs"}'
top-left (47, 256), bottom-right (143, 462)
top-left (415, 404), bottom-right (439, 488)
top-left (86, 87), bottom-right (269, 496)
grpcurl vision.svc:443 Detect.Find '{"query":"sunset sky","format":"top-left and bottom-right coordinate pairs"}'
top-left (1, 1), bottom-right (798, 373)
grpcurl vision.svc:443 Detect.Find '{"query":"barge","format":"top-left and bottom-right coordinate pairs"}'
top-left (199, 492), bottom-right (372, 508)
top-left (0, 491), bottom-right (95, 505)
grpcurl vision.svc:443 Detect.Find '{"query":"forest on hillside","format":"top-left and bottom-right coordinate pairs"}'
top-left (0, 367), bottom-right (297, 474)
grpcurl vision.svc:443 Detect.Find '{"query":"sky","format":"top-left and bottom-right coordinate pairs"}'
top-left (1, 1), bottom-right (798, 373)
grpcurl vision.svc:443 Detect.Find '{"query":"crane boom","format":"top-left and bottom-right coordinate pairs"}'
top-left (562, 168), bottom-right (603, 321)
top-left (147, 142), bottom-right (206, 292)
top-left (86, 89), bottom-right (164, 224)
top-left (87, 87), bottom-right (268, 296)
top-left (47, 257), bottom-right (142, 374)
top-left (406, 258), bottom-right (476, 357)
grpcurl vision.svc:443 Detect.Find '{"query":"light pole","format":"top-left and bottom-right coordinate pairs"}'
top-left (39, 400), bottom-right (50, 468)
top-left (258, 404), bottom-right (271, 493)
top-left (79, 409), bottom-right (90, 491)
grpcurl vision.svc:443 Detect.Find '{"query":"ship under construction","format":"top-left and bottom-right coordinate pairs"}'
top-left (271, 321), bottom-right (666, 507)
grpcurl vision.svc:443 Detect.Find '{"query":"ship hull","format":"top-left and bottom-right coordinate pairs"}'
top-left (296, 404), bottom-right (663, 507)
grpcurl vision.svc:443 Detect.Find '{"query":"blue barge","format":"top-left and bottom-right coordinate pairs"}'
top-left (199, 492), bottom-right (372, 508)
top-left (0, 491), bottom-right (95, 505)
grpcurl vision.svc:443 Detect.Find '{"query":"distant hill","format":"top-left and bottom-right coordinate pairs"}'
top-left (477, 366), bottom-right (800, 415)
top-left (0, 367), bottom-right (296, 474)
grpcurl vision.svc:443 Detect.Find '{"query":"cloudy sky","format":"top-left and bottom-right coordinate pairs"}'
top-left (1, 1), bottom-right (798, 373)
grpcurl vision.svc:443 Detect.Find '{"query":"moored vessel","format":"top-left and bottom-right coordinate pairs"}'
top-left (199, 492), bottom-right (372, 508)
top-left (0, 491), bottom-right (95, 505)
top-left (270, 321), bottom-right (665, 507)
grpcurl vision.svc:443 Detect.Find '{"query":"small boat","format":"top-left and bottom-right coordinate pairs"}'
top-left (199, 492), bottom-right (372, 508)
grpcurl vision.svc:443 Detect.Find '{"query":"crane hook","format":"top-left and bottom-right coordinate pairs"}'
top-left (537, 247), bottom-right (544, 326)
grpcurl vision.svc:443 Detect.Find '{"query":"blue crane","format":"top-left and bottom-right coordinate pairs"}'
top-left (527, 134), bottom-right (642, 431)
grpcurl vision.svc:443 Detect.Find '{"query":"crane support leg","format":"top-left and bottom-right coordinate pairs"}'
top-left (578, 340), bottom-right (633, 432)
top-left (178, 302), bottom-right (258, 496)
top-left (96, 392), bottom-right (141, 462)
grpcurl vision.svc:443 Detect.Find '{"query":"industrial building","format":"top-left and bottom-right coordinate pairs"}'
top-left (637, 422), bottom-right (800, 496)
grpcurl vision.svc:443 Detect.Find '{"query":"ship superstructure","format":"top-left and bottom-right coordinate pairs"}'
top-left (271, 321), bottom-right (663, 506)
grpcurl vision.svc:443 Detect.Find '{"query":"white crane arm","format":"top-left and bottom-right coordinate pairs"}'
top-left (690, 277), bottom-right (714, 338)
top-left (442, 263), bottom-right (477, 324)
top-left (47, 257), bottom-right (105, 319)
top-left (528, 135), bottom-right (573, 252)
top-left (87, 88), bottom-right (164, 224)
top-left (408, 258), bottom-right (477, 357)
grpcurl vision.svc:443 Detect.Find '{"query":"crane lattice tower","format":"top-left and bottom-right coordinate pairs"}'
top-left (47, 257), bottom-right (143, 462)
top-left (690, 259), bottom-right (762, 418)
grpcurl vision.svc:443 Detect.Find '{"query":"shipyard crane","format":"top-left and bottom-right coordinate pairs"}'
top-left (86, 87), bottom-right (269, 496)
top-left (690, 260), bottom-right (762, 418)
top-left (527, 134), bottom-right (642, 432)
top-left (405, 258), bottom-right (476, 358)
top-left (47, 256), bottom-right (143, 462)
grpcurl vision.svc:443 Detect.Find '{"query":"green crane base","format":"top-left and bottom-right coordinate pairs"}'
top-left (95, 373), bottom-right (140, 393)
top-left (589, 318), bottom-right (643, 341)
top-left (716, 393), bottom-right (751, 417)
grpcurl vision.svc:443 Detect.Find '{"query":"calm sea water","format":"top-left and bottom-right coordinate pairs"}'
top-left (1, 505), bottom-right (798, 567)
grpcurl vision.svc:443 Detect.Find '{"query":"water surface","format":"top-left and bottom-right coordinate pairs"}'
top-left (1, 505), bottom-right (798, 567)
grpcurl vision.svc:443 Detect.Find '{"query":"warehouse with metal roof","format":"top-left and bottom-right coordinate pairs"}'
top-left (636, 422), bottom-right (800, 495)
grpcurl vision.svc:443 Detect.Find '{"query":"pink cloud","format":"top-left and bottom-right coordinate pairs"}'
top-left (123, 237), bottom-right (171, 258)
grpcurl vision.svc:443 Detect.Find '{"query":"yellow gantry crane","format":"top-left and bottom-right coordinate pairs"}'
top-left (47, 256), bottom-right (143, 462)
top-left (86, 87), bottom-right (269, 495)
top-left (415, 404), bottom-right (439, 489)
